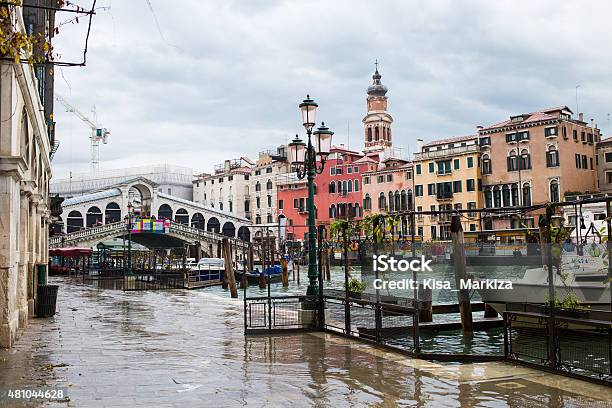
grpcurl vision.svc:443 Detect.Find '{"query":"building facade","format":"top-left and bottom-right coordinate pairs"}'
top-left (0, 4), bottom-right (56, 347)
top-left (413, 135), bottom-right (482, 241)
top-left (362, 158), bottom-right (413, 215)
top-left (595, 137), bottom-right (612, 193)
top-left (192, 158), bottom-right (252, 219)
top-left (479, 106), bottom-right (599, 233)
top-left (249, 146), bottom-right (289, 226)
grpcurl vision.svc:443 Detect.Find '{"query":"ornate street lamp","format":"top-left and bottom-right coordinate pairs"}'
top-left (288, 95), bottom-right (334, 301)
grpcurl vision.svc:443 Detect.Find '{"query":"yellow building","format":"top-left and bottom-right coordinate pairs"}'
top-left (413, 135), bottom-right (482, 241)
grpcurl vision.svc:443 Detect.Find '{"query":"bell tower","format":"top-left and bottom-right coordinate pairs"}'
top-left (363, 61), bottom-right (393, 152)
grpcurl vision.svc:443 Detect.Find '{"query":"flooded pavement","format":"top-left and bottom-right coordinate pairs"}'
top-left (1, 277), bottom-right (611, 407)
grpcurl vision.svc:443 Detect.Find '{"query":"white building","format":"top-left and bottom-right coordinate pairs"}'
top-left (0, 4), bottom-right (55, 347)
top-left (193, 158), bottom-right (253, 219)
top-left (249, 146), bottom-right (289, 226)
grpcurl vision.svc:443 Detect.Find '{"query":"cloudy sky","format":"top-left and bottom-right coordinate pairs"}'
top-left (51, 0), bottom-right (612, 179)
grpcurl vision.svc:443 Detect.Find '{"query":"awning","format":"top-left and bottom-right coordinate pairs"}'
top-left (49, 247), bottom-right (93, 257)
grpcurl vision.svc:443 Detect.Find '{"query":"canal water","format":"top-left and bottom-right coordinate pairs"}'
top-left (1, 277), bottom-right (611, 407)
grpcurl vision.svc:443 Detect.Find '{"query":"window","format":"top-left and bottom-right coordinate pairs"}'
top-left (606, 172), bottom-right (612, 184)
top-left (502, 185), bottom-right (510, 206)
top-left (378, 193), bottom-right (386, 210)
top-left (255, 216), bottom-right (261, 224)
top-left (293, 198), bottom-right (298, 208)
top-left (582, 155), bottom-right (587, 169)
top-left (482, 155), bottom-right (492, 175)
top-left (267, 214), bottom-right (273, 223)
top-left (367, 127), bottom-right (372, 142)
top-left (347, 180), bottom-right (353, 193)
top-left (466, 179), bottom-right (475, 191)
top-left (347, 167), bottom-right (353, 174)
top-left (590, 157), bottom-right (593, 170)
top-left (386, 174), bottom-right (392, 182)
top-left (329, 182), bottom-right (336, 193)
top-left (220, 202), bottom-right (224, 210)
top-left (266, 167), bottom-right (272, 173)
top-left (427, 184), bottom-right (435, 195)
top-left (364, 194), bottom-right (371, 210)
top-left (255, 182), bottom-right (261, 192)
top-left (405, 171), bottom-right (412, 180)
top-left (546, 146), bottom-right (559, 167)
top-left (331, 167), bottom-right (336, 176)
top-left (244, 200), bottom-right (250, 212)
top-left (336, 167), bottom-right (343, 175)
top-left (519, 150), bottom-right (531, 170)
top-left (484, 188), bottom-right (493, 208)
top-left (506, 132), bottom-right (517, 143)
top-left (517, 131), bottom-right (529, 141)
top-left (453, 180), bottom-right (462, 193)
top-left (219, 177), bottom-right (224, 183)
top-left (576, 153), bottom-right (582, 169)
top-left (430, 226), bottom-right (437, 240)
top-left (416, 164), bottom-right (422, 174)
top-left (244, 174), bottom-right (250, 180)
top-left (428, 162), bottom-right (434, 173)
top-left (581, 131), bottom-right (586, 142)
top-left (267, 195), bottom-right (272, 207)
top-left (354, 180), bottom-right (359, 192)
top-left (415, 185), bottom-right (423, 197)
top-left (562, 126), bottom-right (567, 139)
top-left (228, 175), bottom-right (233, 181)
top-left (437, 160), bottom-right (451, 174)
top-left (256, 197), bottom-right (260, 209)
top-left (255, 170), bottom-right (261, 176)
top-left (266, 179), bottom-right (273, 190)
top-left (479, 136), bottom-right (491, 146)
top-left (493, 187), bottom-right (501, 207)
top-left (453, 159), bottom-right (459, 170)
top-left (544, 127), bottom-right (557, 137)
top-left (522, 184), bottom-right (531, 206)
top-left (278, 199), bottom-right (284, 210)
top-left (507, 151), bottom-right (518, 171)
top-left (377, 175), bottom-right (384, 183)
top-left (467, 157), bottom-right (474, 168)
top-left (573, 129), bottom-right (578, 141)
top-left (550, 179), bottom-right (559, 203)
top-left (511, 184), bottom-right (519, 206)
top-left (605, 152), bottom-right (612, 163)
top-left (364, 176), bottom-right (370, 185)
top-left (468, 202), bottom-right (476, 218)
top-left (354, 166), bottom-right (359, 173)
top-left (229, 201), bottom-right (233, 212)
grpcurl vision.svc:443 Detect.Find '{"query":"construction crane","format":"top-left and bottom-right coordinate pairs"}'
top-left (55, 94), bottom-right (110, 173)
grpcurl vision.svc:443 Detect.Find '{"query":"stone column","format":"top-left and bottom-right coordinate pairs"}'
top-left (17, 189), bottom-right (30, 328)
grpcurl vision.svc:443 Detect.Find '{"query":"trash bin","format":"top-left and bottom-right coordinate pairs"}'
top-left (37, 263), bottom-right (47, 285)
top-left (36, 285), bottom-right (59, 317)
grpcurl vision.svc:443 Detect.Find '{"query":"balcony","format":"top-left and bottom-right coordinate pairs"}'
top-left (413, 144), bottom-right (479, 161)
top-left (436, 191), bottom-right (453, 200)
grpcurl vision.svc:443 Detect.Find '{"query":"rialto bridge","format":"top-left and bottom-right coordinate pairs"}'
top-left (50, 177), bottom-right (252, 253)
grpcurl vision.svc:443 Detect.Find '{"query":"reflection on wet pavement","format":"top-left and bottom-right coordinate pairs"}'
top-left (0, 277), bottom-right (610, 407)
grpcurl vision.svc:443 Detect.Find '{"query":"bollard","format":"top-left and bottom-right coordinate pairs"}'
top-left (258, 273), bottom-right (266, 289)
top-left (451, 215), bottom-right (473, 333)
top-left (281, 257), bottom-right (289, 287)
top-left (222, 238), bottom-right (238, 298)
top-left (418, 285), bottom-right (433, 323)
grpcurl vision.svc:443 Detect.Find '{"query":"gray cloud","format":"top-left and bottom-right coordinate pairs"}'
top-left (51, 0), bottom-right (612, 179)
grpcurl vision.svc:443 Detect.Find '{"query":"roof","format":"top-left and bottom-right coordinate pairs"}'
top-left (158, 192), bottom-right (249, 223)
top-left (481, 106), bottom-right (572, 131)
top-left (353, 156), bottom-right (377, 164)
top-left (63, 188), bottom-right (122, 207)
top-left (598, 136), bottom-right (612, 146)
top-left (422, 134), bottom-right (477, 148)
top-left (330, 145), bottom-right (364, 156)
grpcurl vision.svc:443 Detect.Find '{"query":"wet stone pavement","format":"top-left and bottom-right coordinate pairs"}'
top-left (1, 277), bottom-right (611, 407)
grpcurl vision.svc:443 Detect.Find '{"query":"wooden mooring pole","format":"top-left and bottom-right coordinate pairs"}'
top-left (222, 238), bottom-right (238, 298)
top-left (451, 215), bottom-right (473, 333)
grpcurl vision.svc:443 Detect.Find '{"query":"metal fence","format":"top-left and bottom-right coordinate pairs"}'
top-left (505, 310), bottom-right (611, 383)
top-left (244, 295), bottom-right (317, 334)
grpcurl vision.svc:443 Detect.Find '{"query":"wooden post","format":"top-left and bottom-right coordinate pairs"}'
top-left (281, 256), bottom-right (289, 287)
top-left (484, 303), bottom-right (498, 318)
top-left (418, 285), bottom-right (433, 323)
top-left (222, 238), bottom-right (238, 298)
top-left (451, 215), bottom-right (473, 333)
top-left (247, 243), bottom-right (254, 272)
top-left (296, 259), bottom-right (300, 285)
top-left (324, 246), bottom-right (331, 281)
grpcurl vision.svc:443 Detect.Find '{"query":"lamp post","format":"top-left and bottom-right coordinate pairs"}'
top-left (288, 95), bottom-right (333, 300)
top-left (126, 201), bottom-right (134, 275)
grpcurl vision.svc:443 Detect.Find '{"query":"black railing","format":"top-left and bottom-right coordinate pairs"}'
top-left (504, 310), bottom-right (611, 384)
top-left (244, 295), bottom-right (317, 334)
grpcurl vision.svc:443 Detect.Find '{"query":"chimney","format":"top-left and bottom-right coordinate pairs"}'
top-left (579, 113), bottom-right (584, 122)
top-left (416, 138), bottom-right (424, 152)
top-left (224, 159), bottom-right (230, 171)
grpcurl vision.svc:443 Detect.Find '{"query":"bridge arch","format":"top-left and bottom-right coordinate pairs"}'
top-left (86, 206), bottom-right (103, 227)
top-left (67, 210), bottom-right (84, 233)
top-left (158, 204), bottom-right (173, 221)
top-left (175, 208), bottom-right (189, 225)
top-left (105, 202), bottom-right (121, 224)
top-left (207, 217), bottom-right (220, 233)
top-left (191, 212), bottom-right (205, 229)
top-left (222, 221), bottom-right (236, 237)
top-left (237, 226), bottom-right (250, 241)
top-left (128, 183), bottom-right (153, 216)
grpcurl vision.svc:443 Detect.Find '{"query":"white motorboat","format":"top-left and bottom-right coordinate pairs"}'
top-left (190, 258), bottom-right (225, 281)
top-left (478, 248), bottom-right (611, 313)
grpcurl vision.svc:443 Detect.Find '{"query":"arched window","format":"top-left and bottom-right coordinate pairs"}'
top-left (255, 182), bottom-right (261, 192)
top-left (255, 215), bottom-right (261, 224)
top-left (550, 179), bottom-right (560, 203)
top-left (86, 206), bottom-right (103, 227)
top-left (342, 180), bottom-right (348, 194)
top-left (337, 181), bottom-right (342, 194)
top-left (354, 203), bottom-right (361, 218)
top-left (175, 208), bottom-right (189, 224)
top-left (520, 148), bottom-right (531, 170)
top-left (105, 202), bottom-right (121, 224)
top-left (266, 179), bottom-right (273, 190)
top-left (406, 189), bottom-right (413, 210)
top-left (400, 190), bottom-right (407, 211)
top-left (329, 182), bottom-right (336, 193)
top-left (388, 191), bottom-right (394, 212)
top-left (267, 214), bottom-right (273, 223)
top-left (329, 204), bottom-right (337, 218)
top-left (364, 194), bottom-right (372, 210)
top-left (191, 213), bottom-right (205, 229)
top-left (67, 210), bottom-right (83, 233)
top-left (394, 191), bottom-right (401, 211)
top-left (267, 195), bottom-right (272, 207)
top-left (378, 193), bottom-right (386, 210)
top-left (546, 145), bottom-right (559, 167)
top-left (511, 184), bottom-right (519, 206)
top-left (522, 183), bottom-right (531, 206)
top-left (493, 186), bottom-right (501, 207)
top-left (158, 204), bottom-right (173, 220)
top-left (484, 188), bottom-right (493, 208)
top-left (367, 127), bottom-right (372, 142)
top-left (375, 127), bottom-right (380, 141)
top-left (482, 154), bottom-right (492, 174)
top-left (347, 180), bottom-right (353, 192)
top-left (354, 179), bottom-right (359, 192)
top-left (507, 150), bottom-right (518, 171)
top-left (502, 185), bottom-right (511, 207)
